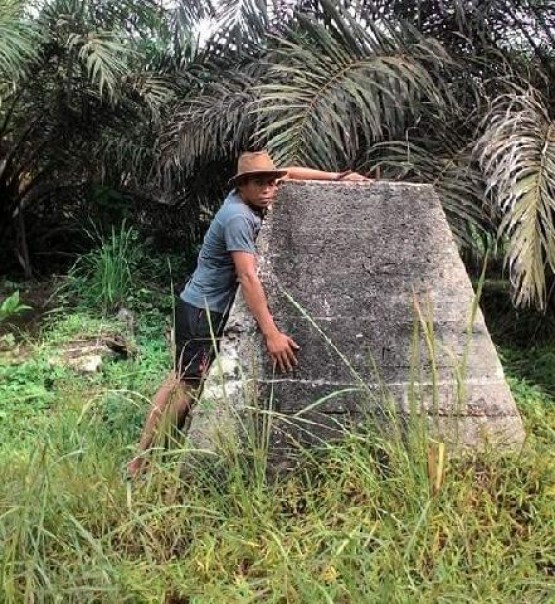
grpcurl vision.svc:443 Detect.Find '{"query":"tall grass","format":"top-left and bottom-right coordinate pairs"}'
top-left (0, 381), bottom-right (553, 602)
top-left (1, 276), bottom-right (554, 602)
top-left (62, 222), bottom-right (144, 314)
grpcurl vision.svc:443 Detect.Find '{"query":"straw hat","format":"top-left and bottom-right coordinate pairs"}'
top-left (229, 151), bottom-right (288, 186)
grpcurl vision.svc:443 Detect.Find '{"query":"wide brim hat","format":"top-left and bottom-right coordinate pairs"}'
top-left (229, 151), bottom-right (288, 186)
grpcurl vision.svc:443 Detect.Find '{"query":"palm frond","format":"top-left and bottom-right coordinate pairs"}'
top-left (124, 74), bottom-right (175, 116)
top-left (207, 0), bottom-right (271, 54)
top-left (173, 0), bottom-right (214, 27)
top-left (476, 88), bottom-right (555, 310)
top-left (158, 66), bottom-right (264, 181)
top-left (99, 130), bottom-right (156, 182)
top-left (0, 0), bottom-right (41, 84)
top-left (37, 0), bottom-right (168, 37)
top-left (69, 30), bottom-right (136, 102)
top-left (256, 18), bottom-right (456, 168)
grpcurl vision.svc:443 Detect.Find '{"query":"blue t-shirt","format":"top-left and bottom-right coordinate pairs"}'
top-left (181, 191), bottom-right (263, 313)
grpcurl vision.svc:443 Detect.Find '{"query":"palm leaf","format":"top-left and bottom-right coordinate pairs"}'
top-left (158, 66), bottom-right (264, 179)
top-left (476, 88), bottom-right (555, 310)
top-left (256, 17), bottom-right (456, 168)
top-left (207, 0), bottom-right (271, 54)
top-left (0, 0), bottom-right (41, 84)
top-left (69, 30), bottom-right (136, 102)
top-left (124, 74), bottom-right (175, 116)
top-left (172, 0), bottom-right (213, 26)
top-left (99, 129), bottom-right (156, 181)
top-left (37, 0), bottom-right (169, 36)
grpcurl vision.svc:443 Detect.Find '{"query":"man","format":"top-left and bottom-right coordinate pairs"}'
top-left (128, 151), bottom-right (367, 477)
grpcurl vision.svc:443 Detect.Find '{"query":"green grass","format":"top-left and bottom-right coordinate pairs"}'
top-left (61, 222), bottom-right (145, 313)
top-left (0, 384), bottom-right (553, 602)
top-left (0, 280), bottom-right (554, 602)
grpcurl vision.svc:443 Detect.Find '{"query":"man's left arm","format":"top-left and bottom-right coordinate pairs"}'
top-left (282, 166), bottom-right (369, 181)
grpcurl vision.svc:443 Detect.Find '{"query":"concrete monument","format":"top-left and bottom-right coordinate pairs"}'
top-left (187, 181), bottom-right (525, 455)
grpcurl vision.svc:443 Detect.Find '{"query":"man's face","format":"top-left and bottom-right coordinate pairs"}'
top-left (237, 175), bottom-right (281, 209)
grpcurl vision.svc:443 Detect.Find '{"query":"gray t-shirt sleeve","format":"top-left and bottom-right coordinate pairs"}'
top-left (224, 215), bottom-right (256, 253)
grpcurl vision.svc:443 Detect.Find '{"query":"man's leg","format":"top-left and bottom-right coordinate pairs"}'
top-left (127, 301), bottom-right (224, 478)
top-left (127, 375), bottom-right (195, 477)
top-left (158, 378), bottom-right (200, 445)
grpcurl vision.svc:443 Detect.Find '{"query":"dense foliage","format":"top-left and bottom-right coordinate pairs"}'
top-left (1, 0), bottom-right (554, 308)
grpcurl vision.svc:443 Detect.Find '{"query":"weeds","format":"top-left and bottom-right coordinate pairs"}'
top-left (58, 220), bottom-right (187, 318)
top-left (0, 388), bottom-right (553, 602)
top-left (0, 290), bottom-right (31, 324)
top-left (0, 275), bottom-right (554, 602)
top-left (62, 222), bottom-right (144, 314)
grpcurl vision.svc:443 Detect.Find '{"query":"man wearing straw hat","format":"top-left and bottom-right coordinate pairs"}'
top-left (128, 151), bottom-right (367, 477)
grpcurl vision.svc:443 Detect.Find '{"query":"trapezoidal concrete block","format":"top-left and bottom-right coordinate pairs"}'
top-left (187, 181), bottom-right (525, 455)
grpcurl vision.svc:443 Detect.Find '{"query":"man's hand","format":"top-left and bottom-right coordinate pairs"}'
top-left (342, 171), bottom-right (369, 181)
top-left (231, 252), bottom-right (300, 372)
top-left (265, 330), bottom-right (300, 372)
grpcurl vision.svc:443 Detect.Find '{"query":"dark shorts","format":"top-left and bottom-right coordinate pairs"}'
top-left (174, 298), bottom-right (227, 385)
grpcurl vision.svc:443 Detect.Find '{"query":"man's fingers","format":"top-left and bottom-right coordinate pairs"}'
top-left (272, 351), bottom-right (295, 373)
top-left (284, 351), bottom-right (294, 372)
top-left (284, 340), bottom-right (299, 369)
top-left (272, 355), bottom-right (284, 373)
top-left (273, 353), bottom-right (281, 371)
top-left (277, 352), bottom-right (291, 372)
top-left (282, 346), bottom-right (298, 372)
top-left (288, 337), bottom-right (300, 350)
top-left (268, 334), bottom-right (300, 372)
top-left (344, 172), bottom-right (369, 181)
top-left (286, 346), bottom-right (298, 366)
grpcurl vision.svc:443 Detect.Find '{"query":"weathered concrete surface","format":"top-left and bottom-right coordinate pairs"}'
top-left (187, 181), bottom-right (525, 455)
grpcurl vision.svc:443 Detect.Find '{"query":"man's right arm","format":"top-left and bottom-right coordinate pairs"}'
top-left (231, 251), bottom-right (299, 372)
